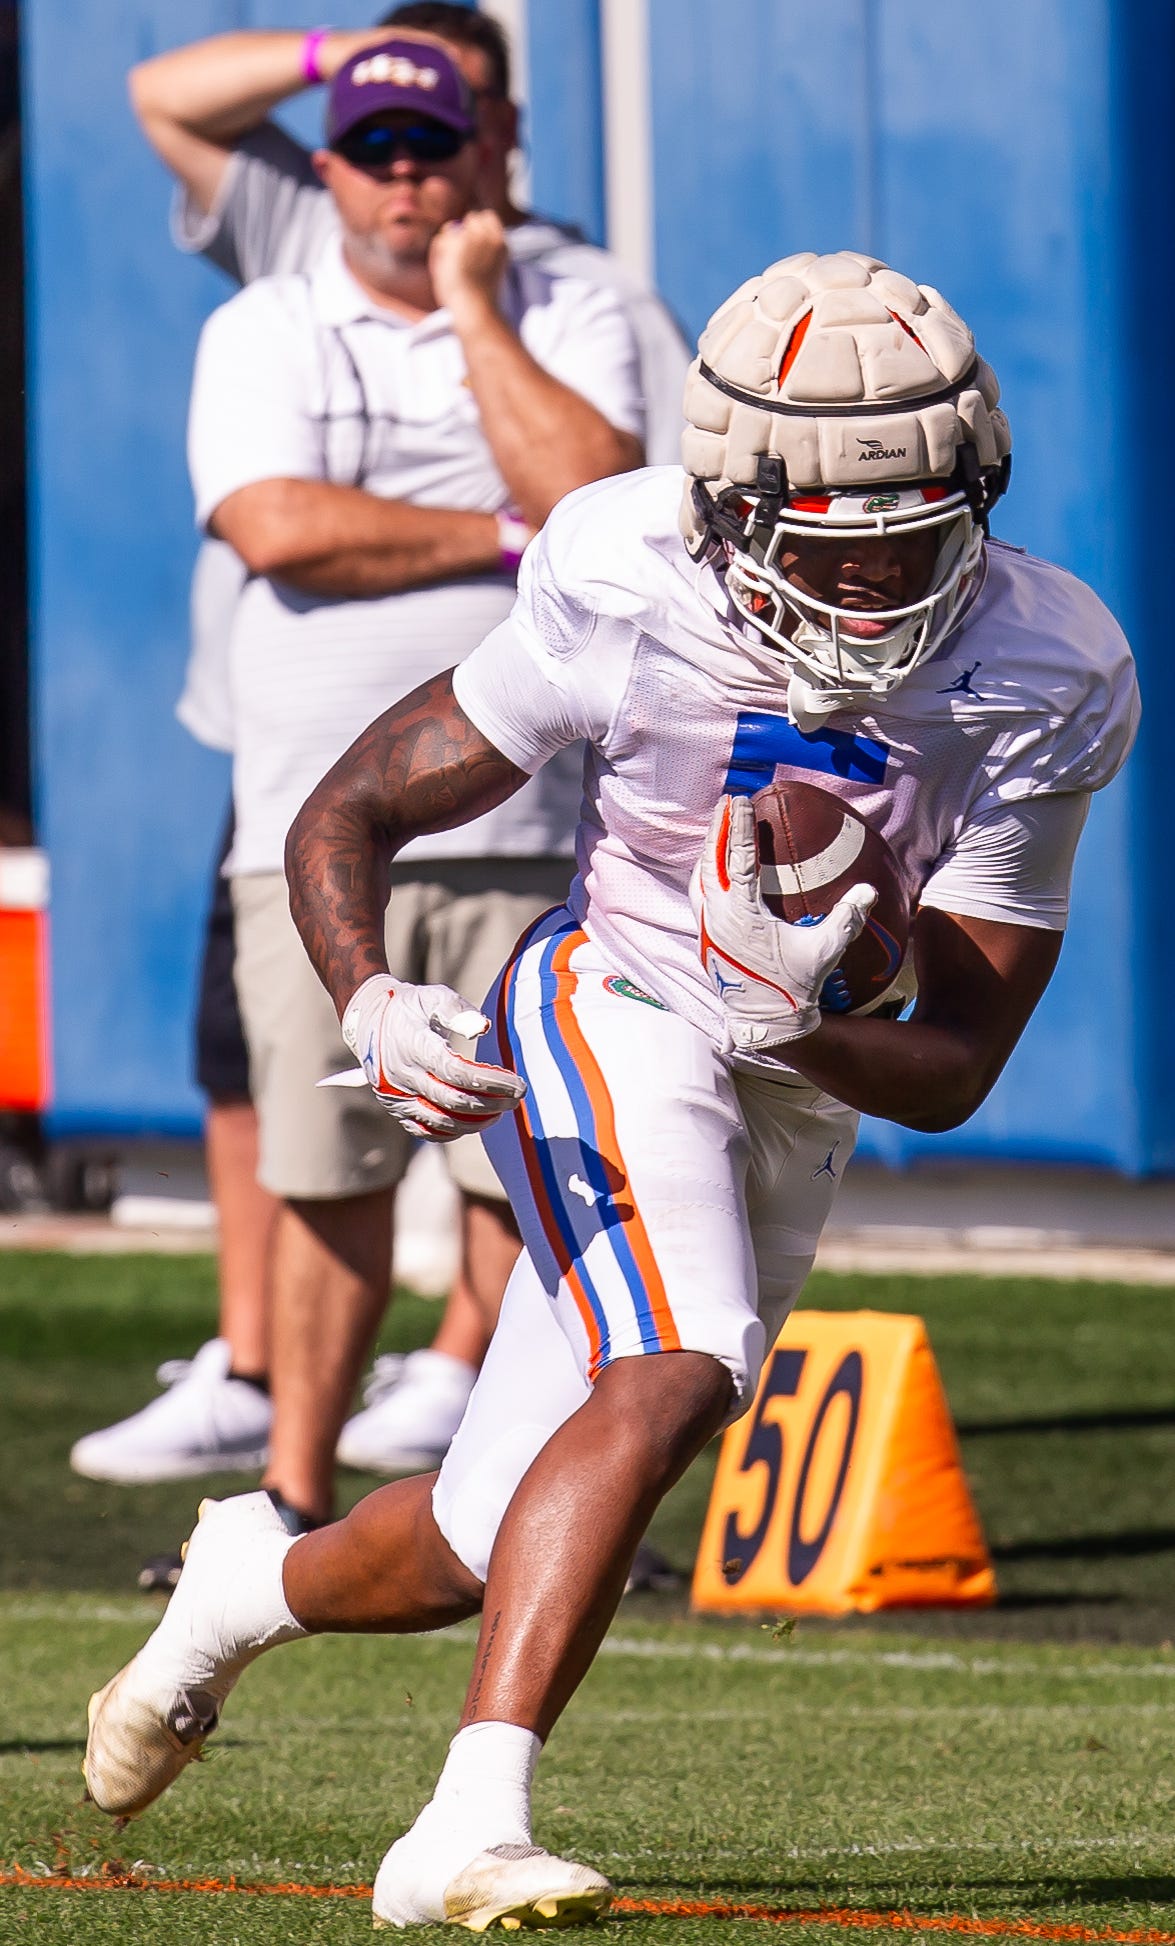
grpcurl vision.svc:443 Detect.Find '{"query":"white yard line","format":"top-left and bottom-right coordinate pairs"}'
top-left (0, 1599), bottom-right (153, 1623)
top-left (815, 1238), bottom-right (1175, 1285)
top-left (596, 1634), bottom-right (1175, 1682)
top-left (7, 1601), bottom-right (1175, 1686)
top-left (139, 1702), bottom-right (1169, 1737)
top-left (573, 1701), bottom-right (1175, 1720)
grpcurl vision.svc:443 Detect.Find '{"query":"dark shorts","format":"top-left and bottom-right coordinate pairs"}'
top-left (194, 811), bottom-right (251, 1102)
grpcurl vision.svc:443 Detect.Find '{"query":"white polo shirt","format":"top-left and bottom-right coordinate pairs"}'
top-left (187, 238), bottom-right (644, 875)
top-left (174, 123), bottom-right (690, 465)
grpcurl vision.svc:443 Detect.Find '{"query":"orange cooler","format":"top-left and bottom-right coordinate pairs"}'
top-left (0, 849), bottom-right (51, 1110)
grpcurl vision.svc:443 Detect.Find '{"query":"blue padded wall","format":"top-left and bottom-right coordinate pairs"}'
top-left (526, 0), bottom-right (604, 247)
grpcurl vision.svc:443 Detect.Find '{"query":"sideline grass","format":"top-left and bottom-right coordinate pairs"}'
top-left (5, 1606), bottom-right (1175, 1943)
top-left (0, 1256), bottom-right (445, 1595)
top-left (3, 1253), bottom-right (1175, 1941)
top-left (5, 1254), bottom-right (1175, 1635)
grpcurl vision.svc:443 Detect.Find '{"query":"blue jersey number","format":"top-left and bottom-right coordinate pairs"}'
top-left (724, 712), bottom-right (889, 794)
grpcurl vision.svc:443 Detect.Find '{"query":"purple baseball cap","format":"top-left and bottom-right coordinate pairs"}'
top-left (326, 37), bottom-right (477, 146)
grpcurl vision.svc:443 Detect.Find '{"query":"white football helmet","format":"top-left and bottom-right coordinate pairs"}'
top-left (680, 252), bottom-right (1012, 713)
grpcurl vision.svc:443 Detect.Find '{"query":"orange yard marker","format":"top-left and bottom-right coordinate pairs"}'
top-left (3, 1868), bottom-right (1174, 1942)
top-left (693, 1311), bottom-right (995, 1617)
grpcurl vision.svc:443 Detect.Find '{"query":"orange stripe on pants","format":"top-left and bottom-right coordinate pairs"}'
top-left (493, 936), bottom-right (605, 1373)
top-left (549, 933), bottom-right (682, 1358)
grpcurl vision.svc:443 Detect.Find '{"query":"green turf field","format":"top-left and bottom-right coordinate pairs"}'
top-left (3, 1251), bottom-right (1175, 1943)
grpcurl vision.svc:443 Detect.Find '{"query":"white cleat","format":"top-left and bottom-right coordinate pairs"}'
top-left (373, 1841), bottom-right (613, 1931)
top-left (83, 1491), bottom-right (294, 1819)
top-left (84, 1663), bottom-right (216, 1821)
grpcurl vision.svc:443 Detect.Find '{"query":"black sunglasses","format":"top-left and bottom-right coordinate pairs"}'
top-left (333, 119), bottom-right (470, 172)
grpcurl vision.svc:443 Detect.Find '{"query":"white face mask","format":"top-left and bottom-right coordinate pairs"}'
top-left (720, 486), bottom-right (985, 709)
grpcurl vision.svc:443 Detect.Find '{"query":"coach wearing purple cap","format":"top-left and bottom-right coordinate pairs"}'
top-left (183, 34), bottom-right (645, 1533)
top-left (324, 37), bottom-right (475, 143)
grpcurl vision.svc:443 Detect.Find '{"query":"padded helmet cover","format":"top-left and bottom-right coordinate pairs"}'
top-left (681, 250), bottom-right (1010, 515)
top-left (679, 252), bottom-right (1012, 711)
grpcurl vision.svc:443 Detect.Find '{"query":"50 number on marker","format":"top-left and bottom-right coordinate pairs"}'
top-left (720, 1346), bottom-right (863, 1588)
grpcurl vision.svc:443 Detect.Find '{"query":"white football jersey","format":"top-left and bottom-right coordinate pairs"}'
top-left (454, 467), bottom-right (1139, 1047)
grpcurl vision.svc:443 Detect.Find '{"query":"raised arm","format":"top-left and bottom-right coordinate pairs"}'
top-left (286, 670), bottom-right (528, 1015)
top-left (128, 29), bottom-right (404, 216)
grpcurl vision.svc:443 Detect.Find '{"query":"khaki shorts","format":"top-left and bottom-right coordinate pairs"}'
top-left (231, 858), bottom-right (572, 1201)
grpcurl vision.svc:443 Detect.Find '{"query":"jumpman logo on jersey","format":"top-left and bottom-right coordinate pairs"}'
top-left (811, 1142), bottom-right (841, 1182)
top-left (937, 659), bottom-right (985, 700)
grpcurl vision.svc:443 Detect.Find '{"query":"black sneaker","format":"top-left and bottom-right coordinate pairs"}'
top-left (624, 1542), bottom-right (683, 1596)
top-left (138, 1552), bottom-right (183, 1594)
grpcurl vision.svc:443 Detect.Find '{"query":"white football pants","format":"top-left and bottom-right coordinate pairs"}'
top-left (431, 905), bottom-right (857, 1584)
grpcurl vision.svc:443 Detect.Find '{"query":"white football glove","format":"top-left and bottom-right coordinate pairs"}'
top-left (339, 974), bottom-right (526, 1142)
top-left (692, 796), bottom-right (877, 1052)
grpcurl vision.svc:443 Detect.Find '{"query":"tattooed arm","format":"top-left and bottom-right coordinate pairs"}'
top-left (285, 669), bottom-right (528, 1018)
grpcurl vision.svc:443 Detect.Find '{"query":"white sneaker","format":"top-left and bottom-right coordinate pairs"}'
top-left (337, 1350), bottom-right (477, 1474)
top-left (83, 1492), bottom-right (299, 1818)
top-left (373, 1838), bottom-right (613, 1931)
top-left (70, 1339), bottom-right (271, 1483)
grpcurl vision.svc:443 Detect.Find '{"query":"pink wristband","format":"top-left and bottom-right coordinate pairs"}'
top-left (496, 512), bottom-right (530, 576)
top-left (301, 28), bottom-right (331, 84)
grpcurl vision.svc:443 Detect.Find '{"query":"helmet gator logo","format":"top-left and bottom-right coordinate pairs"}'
top-left (863, 492), bottom-right (901, 513)
top-left (857, 437), bottom-right (908, 463)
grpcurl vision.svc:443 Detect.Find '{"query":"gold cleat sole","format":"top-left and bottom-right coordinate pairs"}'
top-left (179, 1497), bottom-right (214, 1568)
top-left (467, 1888), bottom-right (610, 1930)
top-left (374, 1887), bottom-right (610, 1932)
top-left (372, 1844), bottom-right (612, 1930)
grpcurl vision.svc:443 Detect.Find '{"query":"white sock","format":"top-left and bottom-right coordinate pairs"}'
top-left (138, 1494), bottom-right (307, 1712)
top-left (374, 1724), bottom-right (545, 1922)
top-left (419, 1722), bottom-right (542, 1853)
top-left (209, 1528), bottom-right (307, 1667)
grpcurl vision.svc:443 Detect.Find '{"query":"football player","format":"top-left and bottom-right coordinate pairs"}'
top-left (83, 253), bottom-right (1138, 1930)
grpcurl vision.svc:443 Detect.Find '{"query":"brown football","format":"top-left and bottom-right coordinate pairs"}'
top-left (750, 779), bottom-right (911, 1015)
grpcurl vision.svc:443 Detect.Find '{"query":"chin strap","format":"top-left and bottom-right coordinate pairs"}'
top-left (782, 599), bottom-right (924, 727)
top-left (786, 671), bottom-right (847, 732)
top-left (784, 611), bottom-right (864, 727)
